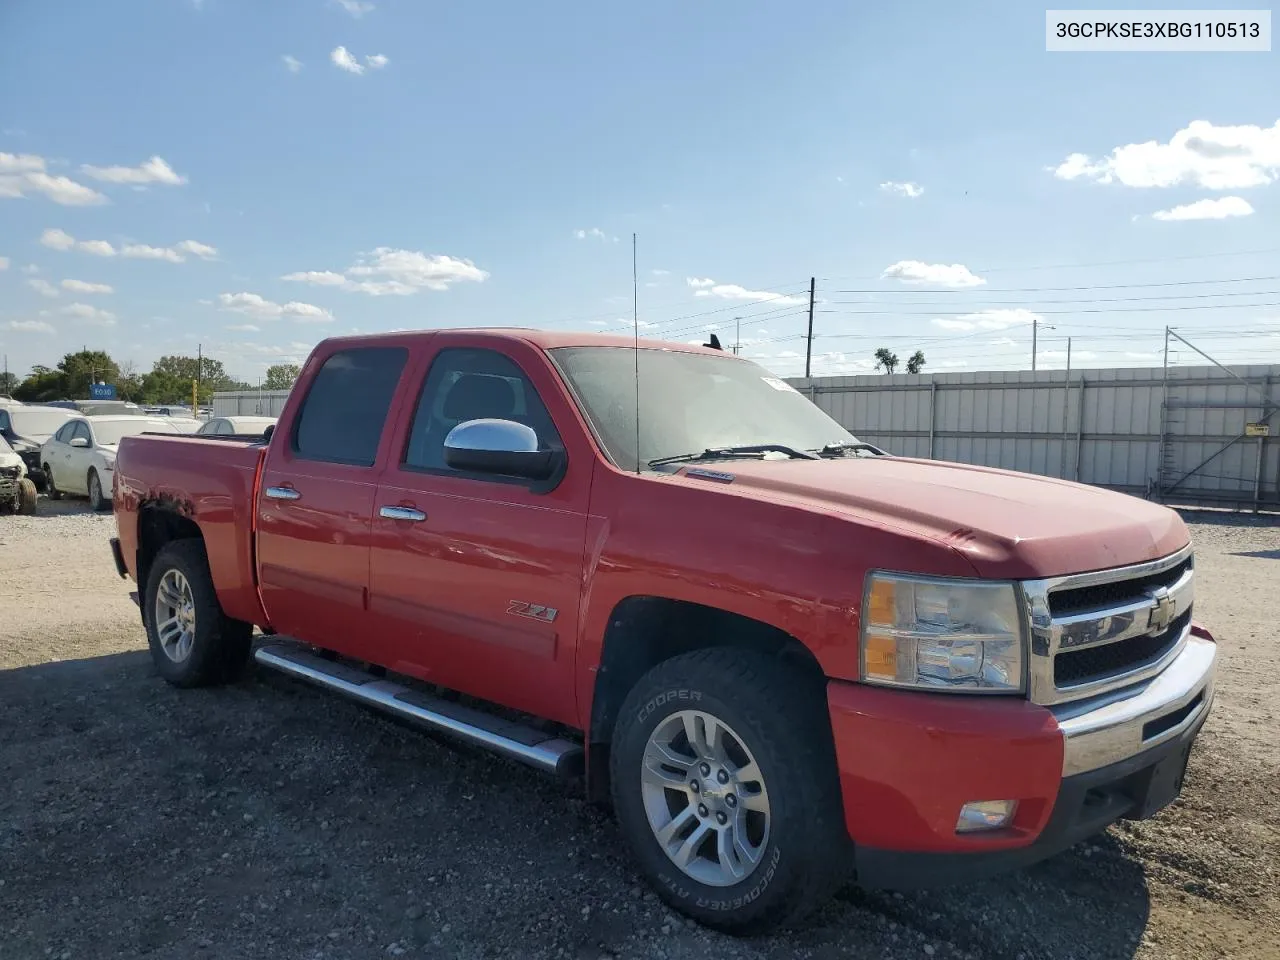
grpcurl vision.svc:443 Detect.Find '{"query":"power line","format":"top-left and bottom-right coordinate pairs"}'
top-left (817, 245), bottom-right (1280, 284)
top-left (816, 299), bottom-right (1280, 318)
top-left (824, 288), bottom-right (1280, 308)
top-left (828, 274), bottom-right (1280, 295)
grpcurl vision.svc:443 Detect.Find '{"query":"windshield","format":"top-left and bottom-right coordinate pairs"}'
top-left (9, 409), bottom-right (76, 438)
top-left (549, 347), bottom-right (856, 470)
top-left (92, 420), bottom-right (182, 446)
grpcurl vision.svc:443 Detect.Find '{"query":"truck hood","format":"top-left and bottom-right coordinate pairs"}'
top-left (681, 456), bottom-right (1187, 579)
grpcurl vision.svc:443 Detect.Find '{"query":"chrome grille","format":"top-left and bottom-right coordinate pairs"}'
top-left (1022, 545), bottom-right (1194, 705)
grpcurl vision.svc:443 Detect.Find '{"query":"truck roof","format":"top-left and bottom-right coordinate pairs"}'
top-left (314, 327), bottom-right (737, 356)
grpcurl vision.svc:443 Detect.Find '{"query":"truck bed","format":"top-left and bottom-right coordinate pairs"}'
top-left (114, 433), bottom-right (270, 626)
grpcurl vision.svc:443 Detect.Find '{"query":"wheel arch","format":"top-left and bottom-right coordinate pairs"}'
top-left (136, 500), bottom-right (204, 613)
top-left (585, 595), bottom-right (828, 803)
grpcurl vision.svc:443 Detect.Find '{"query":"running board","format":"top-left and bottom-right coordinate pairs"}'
top-left (254, 642), bottom-right (583, 777)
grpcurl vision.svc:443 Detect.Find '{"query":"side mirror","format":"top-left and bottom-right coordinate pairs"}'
top-left (69, 437), bottom-right (90, 448)
top-left (443, 418), bottom-right (561, 480)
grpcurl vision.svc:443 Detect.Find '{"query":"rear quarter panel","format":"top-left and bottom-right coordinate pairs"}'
top-left (115, 434), bottom-right (268, 625)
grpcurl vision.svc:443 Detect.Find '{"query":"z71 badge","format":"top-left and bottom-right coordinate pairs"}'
top-left (507, 601), bottom-right (558, 623)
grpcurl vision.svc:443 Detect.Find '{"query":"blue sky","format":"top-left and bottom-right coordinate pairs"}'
top-left (1, 0), bottom-right (1278, 384)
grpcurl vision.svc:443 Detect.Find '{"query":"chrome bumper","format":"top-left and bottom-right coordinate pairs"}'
top-left (1052, 632), bottom-right (1216, 776)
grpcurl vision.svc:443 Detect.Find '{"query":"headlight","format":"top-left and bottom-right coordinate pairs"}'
top-left (860, 573), bottom-right (1025, 693)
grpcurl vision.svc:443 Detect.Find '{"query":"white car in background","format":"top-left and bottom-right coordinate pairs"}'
top-left (40, 415), bottom-right (191, 511)
top-left (196, 415), bottom-right (277, 438)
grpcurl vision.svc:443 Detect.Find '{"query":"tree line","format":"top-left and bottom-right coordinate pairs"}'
top-left (0, 350), bottom-right (301, 405)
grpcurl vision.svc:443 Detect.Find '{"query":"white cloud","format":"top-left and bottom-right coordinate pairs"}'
top-left (40, 228), bottom-right (76, 251)
top-left (588, 320), bottom-right (610, 327)
top-left (123, 243), bottom-right (184, 263)
top-left (218, 292), bottom-right (335, 323)
top-left (365, 54), bottom-right (388, 69)
top-left (0, 153), bottom-right (108, 206)
top-left (777, 350), bottom-right (802, 359)
top-left (651, 268), bottom-right (670, 277)
top-left (44, 234), bottom-right (216, 262)
top-left (1151, 196), bottom-right (1255, 221)
top-left (335, 0), bottom-right (374, 15)
top-left (79, 240), bottom-right (117, 257)
top-left (61, 302), bottom-right (117, 326)
top-left (41, 228), bottom-right (118, 256)
top-left (1052, 119), bottom-right (1280, 190)
top-left (80, 155), bottom-right (186, 186)
top-left (21, 264), bottom-right (38, 275)
top-left (692, 282), bottom-right (804, 305)
top-left (6, 319), bottom-right (55, 334)
top-left (931, 308), bottom-right (1042, 332)
top-left (0, 256), bottom-right (7, 271)
top-left (28, 277), bottom-right (59, 298)
top-left (685, 277), bottom-right (716, 289)
top-left (880, 181), bottom-right (924, 198)
top-left (988, 336), bottom-right (1018, 347)
top-left (175, 239), bottom-right (219, 259)
top-left (283, 55), bottom-right (303, 73)
top-left (61, 278), bottom-right (113, 294)
top-left (227, 323), bottom-right (261, 333)
top-left (574, 227), bottom-right (612, 241)
top-left (331, 46), bottom-right (366, 74)
top-left (882, 260), bottom-right (986, 288)
top-left (284, 248), bottom-right (489, 296)
top-left (282, 270), bottom-right (347, 286)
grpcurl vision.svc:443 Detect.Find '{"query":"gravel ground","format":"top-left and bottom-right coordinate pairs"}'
top-left (1, 500), bottom-right (1278, 960)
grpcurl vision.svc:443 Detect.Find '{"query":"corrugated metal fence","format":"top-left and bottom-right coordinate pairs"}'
top-left (212, 390), bottom-right (292, 418)
top-left (787, 364), bottom-right (1280, 512)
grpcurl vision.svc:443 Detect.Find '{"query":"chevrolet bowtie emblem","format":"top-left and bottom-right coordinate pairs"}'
top-left (1147, 587), bottom-right (1175, 632)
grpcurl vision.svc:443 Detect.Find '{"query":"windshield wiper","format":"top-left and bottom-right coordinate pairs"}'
top-left (648, 444), bottom-right (821, 468)
top-left (812, 440), bottom-right (887, 458)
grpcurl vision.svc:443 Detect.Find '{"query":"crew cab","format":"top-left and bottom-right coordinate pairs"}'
top-left (108, 329), bottom-right (1216, 934)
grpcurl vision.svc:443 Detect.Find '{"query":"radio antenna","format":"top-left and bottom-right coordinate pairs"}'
top-left (632, 231), bottom-right (641, 473)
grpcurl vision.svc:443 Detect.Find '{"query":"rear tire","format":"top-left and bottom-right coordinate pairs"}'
top-left (609, 648), bottom-right (849, 935)
top-left (87, 469), bottom-right (108, 511)
top-left (43, 465), bottom-right (62, 500)
top-left (143, 539), bottom-right (253, 688)
top-left (17, 478), bottom-right (37, 515)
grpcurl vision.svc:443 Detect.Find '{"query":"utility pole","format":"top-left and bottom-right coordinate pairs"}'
top-left (1066, 336), bottom-right (1072, 376)
top-left (1031, 318), bottom-right (1038, 372)
top-left (733, 317), bottom-right (741, 355)
top-left (196, 342), bottom-right (203, 410)
top-left (804, 277), bottom-right (816, 378)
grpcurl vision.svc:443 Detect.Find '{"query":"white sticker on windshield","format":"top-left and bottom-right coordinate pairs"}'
top-left (761, 377), bottom-right (797, 392)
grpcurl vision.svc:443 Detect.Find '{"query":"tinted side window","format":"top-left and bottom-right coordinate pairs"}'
top-left (404, 348), bottom-right (562, 473)
top-left (53, 423), bottom-right (72, 442)
top-left (0, 412), bottom-right (9, 432)
top-left (292, 347), bottom-right (408, 466)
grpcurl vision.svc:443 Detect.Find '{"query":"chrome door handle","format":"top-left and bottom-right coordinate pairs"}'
top-left (379, 505), bottom-right (426, 522)
top-left (264, 486), bottom-right (301, 501)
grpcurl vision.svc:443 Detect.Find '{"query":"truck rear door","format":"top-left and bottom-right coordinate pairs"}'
top-left (365, 337), bottom-right (593, 727)
top-left (255, 343), bottom-right (412, 655)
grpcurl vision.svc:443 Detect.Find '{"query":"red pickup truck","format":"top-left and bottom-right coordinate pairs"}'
top-left (109, 328), bottom-right (1216, 933)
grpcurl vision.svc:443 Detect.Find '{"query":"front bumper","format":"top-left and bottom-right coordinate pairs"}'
top-left (828, 627), bottom-right (1216, 887)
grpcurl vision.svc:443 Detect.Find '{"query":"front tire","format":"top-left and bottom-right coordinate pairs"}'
top-left (610, 649), bottom-right (848, 935)
top-left (17, 478), bottom-right (37, 515)
top-left (87, 469), bottom-right (108, 511)
top-left (43, 465), bottom-right (62, 500)
top-left (144, 539), bottom-right (253, 688)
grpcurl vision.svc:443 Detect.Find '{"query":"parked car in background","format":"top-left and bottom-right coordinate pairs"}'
top-left (42, 415), bottom-right (191, 510)
top-left (45, 399), bottom-right (145, 416)
top-left (0, 404), bottom-right (77, 490)
top-left (163, 417), bottom-right (205, 434)
top-left (0, 395), bottom-right (22, 408)
top-left (196, 415), bottom-right (277, 438)
top-left (0, 434), bottom-right (38, 515)
top-left (144, 405), bottom-right (197, 418)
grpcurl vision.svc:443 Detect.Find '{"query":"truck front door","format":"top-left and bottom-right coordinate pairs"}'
top-left (255, 344), bottom-right (411, 655)
top-left (367, 340), bottom-right (592, 726)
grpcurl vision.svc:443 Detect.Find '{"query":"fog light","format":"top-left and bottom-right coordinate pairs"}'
top-left (956, 800), bottom-right (1017, 833)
